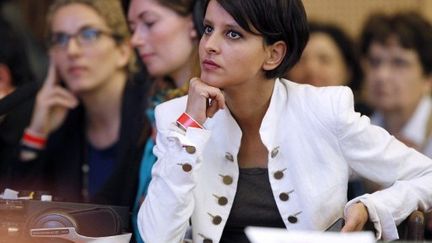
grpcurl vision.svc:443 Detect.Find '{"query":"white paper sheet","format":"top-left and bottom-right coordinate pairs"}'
top-left (245, 227), bottom-right (375, 243)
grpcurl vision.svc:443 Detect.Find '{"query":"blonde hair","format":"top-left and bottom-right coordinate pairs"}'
top-left (47, 0), bottom-right (137, 73)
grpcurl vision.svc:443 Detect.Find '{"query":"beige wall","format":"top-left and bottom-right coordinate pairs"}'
top-left (303, 0), bottom-right (432, 38)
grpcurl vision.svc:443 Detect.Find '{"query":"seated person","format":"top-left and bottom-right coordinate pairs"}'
top-left (360, 11), bottom-right (432, 238)
top-left (0, 16), bottom-right (36, 189)
top-left (137, 0), bottom-right (432, 242)
top-left (127, 0), bottom-right (204, 241)
top-left (14, 0), bottom-right (149, 209)
top-left (287, 21), bottom-right (371, 116)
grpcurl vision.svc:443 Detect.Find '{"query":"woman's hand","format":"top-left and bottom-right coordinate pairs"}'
top-left (185, 77), bottom-right (225, 125)
top-left (28, 62), bottom-right (78, 136)
top-left (341, 202), bottom-right (369, 232)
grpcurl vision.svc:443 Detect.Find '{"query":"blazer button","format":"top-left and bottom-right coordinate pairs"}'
top-left (214, 194), bottom-right (228, 206)
top-left (212, 216), bottom-right (222, 225)
top-left (218, 197), bottom-right (228, 206)
top-left (225, 152), bottom-right (234, 162)
top-left (288, 216), bottom-right (298, 223)
top-left (271, 147), bottom-right (279, 158)
top-left (185, 145), bottom-right (196, 154)
top-left (208, 213), bottom-right (222, 225)
top-left (178, 163), bottom-right (192, 172)
top-left (288, 211), bottom-right (302, 224)
top-left (279, 193), bottom-right (289, 201)
top-left (279, 190), bottom-right (294, 202)
top-left (219, 174), bottom-right (233, 185)
top-left (198, 233), bottom-right (213, 243)
top-left (273, 169), bottom-right (286, 180)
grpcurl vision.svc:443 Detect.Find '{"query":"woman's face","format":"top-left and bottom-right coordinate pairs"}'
top-left (199, 0), bottom-right (271, 89)
top-left (288, 32), bottom-right (350, 87)
top-left (50, 3), bottom-right (129, 94)
top-left (128, 0), bottom-right (196, 79)
top-left (364, 38), bottom-right (431, 114)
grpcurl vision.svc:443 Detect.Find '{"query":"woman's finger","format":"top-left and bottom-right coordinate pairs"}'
top-left (341, 202), bottom-right (369, 232)
top-left (186, 77), bottom-right (224, 124)
top-left (44, 95), bottom-right (78, 109)
top-left (206, 99), bottom-right (219, 118)
top-left (44, 61), bottom-right (60, 87)
top-left (51, 86), bottom-right (79, 105)
top-left (341, 219), bottom-right (361, 232)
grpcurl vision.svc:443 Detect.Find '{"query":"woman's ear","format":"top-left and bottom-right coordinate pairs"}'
top-left (0, 64), bottom-right (14, 98)
top-left (423, 74), bottom-right (432, 95)
top-left (187, 15), bottom-right (198, 39)
top-left (116, 41), bottom-right (133, 68)
top-left (263, 41), bottom-right (287, 71)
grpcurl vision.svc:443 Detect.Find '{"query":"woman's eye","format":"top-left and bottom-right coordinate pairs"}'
top-left (80, 28), bottom-right (100, 41)
top-left (227, 31), bottom-right (241, 39)
top-left (203, 25), bottom-right (213, 34)
top-left (141, 19), bottom-right (156, 28)
top-left (129, 24), bottom-right (136, 32)
top-left (145, 22), bottom-right (155, 28)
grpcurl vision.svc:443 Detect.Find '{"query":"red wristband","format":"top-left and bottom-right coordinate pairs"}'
top-left (22, 129), bottom-right (47, 149)
top-left (176, 112), bottom-right (203, 131)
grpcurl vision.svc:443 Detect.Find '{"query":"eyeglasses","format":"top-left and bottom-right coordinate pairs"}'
top-left (49, 26), bottom-right (121, 50)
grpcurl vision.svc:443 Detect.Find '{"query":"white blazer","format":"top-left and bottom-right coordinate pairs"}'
top-left (138, 78), bottom-right (432, 243)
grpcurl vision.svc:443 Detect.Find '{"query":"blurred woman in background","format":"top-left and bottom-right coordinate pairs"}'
top-left (127, 0), bottom-right (203, 241)
top-left (16, 0), bottom-right (148, 210)
top-left (0, 15), bottom-right (36, 188)
top-left (287, 22), bottom-right (371, 116)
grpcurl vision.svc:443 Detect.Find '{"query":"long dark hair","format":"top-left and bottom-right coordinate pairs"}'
top-left (0, 17), bottom-right (34, 87)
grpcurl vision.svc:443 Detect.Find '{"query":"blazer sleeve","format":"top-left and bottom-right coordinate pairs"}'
top-left (328, 87), bottom-right (432, 240)
top-left (137, 101), bottom-right (212, 243)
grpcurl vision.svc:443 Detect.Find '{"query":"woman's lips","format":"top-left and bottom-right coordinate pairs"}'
top-left (202, 59), bottom-right (221, 70)
top-left (140, 53), bottom-right (155, 61)
top-left (67, 66), bottom-right (87, 76)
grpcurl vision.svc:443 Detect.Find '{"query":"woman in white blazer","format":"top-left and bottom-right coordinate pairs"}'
top-left (138, 0), bottom-right (432, 242)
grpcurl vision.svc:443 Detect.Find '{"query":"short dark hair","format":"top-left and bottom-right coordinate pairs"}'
top-left (204, 0), bottom-right (309, 79)
top-left (0, 17), bottom-right (34, 87)
top-left (308, 22), bottom-right (363, 92)
top-left (360, 12), bottom-right (432, 75)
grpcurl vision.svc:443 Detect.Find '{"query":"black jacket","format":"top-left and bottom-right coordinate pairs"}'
top-left (13, 78), bottom-right (150, 209)
top-left (0, 88), bottom-right (35, 189)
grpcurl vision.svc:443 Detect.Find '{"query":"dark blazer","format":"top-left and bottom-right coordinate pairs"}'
top-left (13, 78), bottom-right (150, 209)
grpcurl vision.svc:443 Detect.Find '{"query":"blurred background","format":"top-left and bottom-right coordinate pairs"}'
top-left (304, 0), bottom-right (432, 38)
top-left (1, 0), bottom-right (430, 77)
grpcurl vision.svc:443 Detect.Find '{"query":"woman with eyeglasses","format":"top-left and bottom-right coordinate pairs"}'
top-left (14, 0), bottom-right (149, 208)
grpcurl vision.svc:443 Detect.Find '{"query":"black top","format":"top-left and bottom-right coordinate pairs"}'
top-left (12, 78), bottom-right (150, 209)
top-left (0, 85), bottom-right (35, 189)
top-left (220, 168), bottom-right (285, 243)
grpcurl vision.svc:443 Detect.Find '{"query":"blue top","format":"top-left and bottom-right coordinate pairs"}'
top-left (87, 142), bottom-right (118, 197)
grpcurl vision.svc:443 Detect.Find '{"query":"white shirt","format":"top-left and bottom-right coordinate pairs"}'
top-left (371, 95), bottom-right (432, 156)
